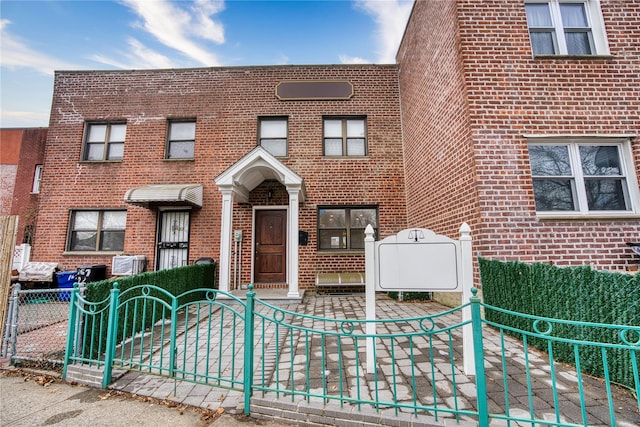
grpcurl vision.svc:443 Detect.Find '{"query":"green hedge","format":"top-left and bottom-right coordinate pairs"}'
top-left (479, 258), bottom-right (639, 390)
top-left (85, 262), bottom-right (216, 303)
top-left (82, 262), bottom-right (216, 359)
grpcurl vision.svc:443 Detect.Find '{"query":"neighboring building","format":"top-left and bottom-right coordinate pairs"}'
top-left (397, 0), bottom-right (640, 304)
top-left (31, 0), bottom-right (639, 298)
top-left (0, 128), bottom-right (47, 245)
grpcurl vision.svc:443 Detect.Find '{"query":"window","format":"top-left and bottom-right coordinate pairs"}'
top-left (323, 117), bottom-right (367, 156)
top-left (83, 123), bottom-right (126, 161)
top-left (318, 206), bottom-right (378, 250)
top-left (166, 120), bottom-right (195, 159)
top-left (68, 210), bottom-right (126, 252)
top-left (31, 164), bottom-right (43, 193)
top-left (528, 140), bottom-right (639, 214)
top-left (259, 117), bottom-right (288, 157)
top-left (525, 1), bottom-right (609, 56)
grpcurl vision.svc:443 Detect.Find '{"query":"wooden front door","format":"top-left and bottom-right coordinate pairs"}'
top-left (254, 210), bottom-right (286, 283)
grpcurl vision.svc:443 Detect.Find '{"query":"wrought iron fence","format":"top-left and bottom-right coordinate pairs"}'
top-left (62, 284), bottom-right (640, 426)
top-left (2, 283), bottom-right (72, 365)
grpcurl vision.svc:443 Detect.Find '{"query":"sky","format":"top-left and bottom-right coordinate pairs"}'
top-left (0, 0), bottom-right (414, 128)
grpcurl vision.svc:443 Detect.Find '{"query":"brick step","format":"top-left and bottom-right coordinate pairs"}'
top-left (65, 364), bottom-right (127, 388)
top-left (249, 396), bottom-right (472, 427)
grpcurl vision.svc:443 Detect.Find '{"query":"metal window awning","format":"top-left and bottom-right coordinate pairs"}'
top-left (124, 184), bottom-right (203, 208)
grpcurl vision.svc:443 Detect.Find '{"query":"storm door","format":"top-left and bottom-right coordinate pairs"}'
top-left (157, 210), bottom-right (190, 270)
top-left (254, 210), bottom-right (286, 283)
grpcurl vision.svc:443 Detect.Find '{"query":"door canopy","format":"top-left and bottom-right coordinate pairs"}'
top-left (215, 147), bottom-right (306, 202)
top-left (214, 147), bottom-right (305, 298)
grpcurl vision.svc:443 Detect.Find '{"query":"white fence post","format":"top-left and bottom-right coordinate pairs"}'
top-left (364, 224), bottom-right (376, 374)
top-left (459, 223), bottom-right (475, 375)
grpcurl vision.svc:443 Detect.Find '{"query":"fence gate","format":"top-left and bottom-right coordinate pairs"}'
top-left (63, 284), bottom-right (248, 391)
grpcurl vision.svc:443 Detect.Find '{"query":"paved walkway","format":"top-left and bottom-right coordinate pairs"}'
top-left (105, 293), bottom-right (639, 427)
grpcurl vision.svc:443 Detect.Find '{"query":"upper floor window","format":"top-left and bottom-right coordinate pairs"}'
top-left (67, 210), bottom-right (126, 252)
top-left (259, 117), bottom-right (288, 157)
top-left (166, 120), bottom-right (195, 159)
top-left (318, 206), bottom-right (378, 251)
top-left (528, 140), bottom-right (639, 215)
top-left (83, 122), bottom-right (126, 161)
top-left (31, 164), bottom-right (43, 193)
top-left (525, 1), bottom-right (609, 56)
top-left (323, 117), bottom-right (367, 157)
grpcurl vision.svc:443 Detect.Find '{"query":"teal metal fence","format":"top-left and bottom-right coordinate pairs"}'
top-left (63, 284), bottom-right (640, 426)
top-left (63, 283), bottom-right (247, 390)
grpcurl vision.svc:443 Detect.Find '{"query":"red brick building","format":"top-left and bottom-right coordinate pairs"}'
top-left (33, 66), bottom-right (405, 296)
top-left (1, 128), bottom-right (47, 245)
top-left (398, 0), bottom-right (639, 304)
top-left (32, 0), bottom-right (639, 297)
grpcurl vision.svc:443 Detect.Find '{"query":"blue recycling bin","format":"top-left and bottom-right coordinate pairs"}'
top-left (56, 271), bottom-right (77, 301)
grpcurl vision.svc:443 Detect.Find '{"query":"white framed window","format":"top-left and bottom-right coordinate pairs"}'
top-left (83, 122), bottom-right (126, 161)
top-left (31, 164), bottom-right (43, 193)
top-left (166, 120), bottom-right (196, 159)
top-left (525, 1), bottom-right (609, 56)
top-left (528, 139), bottom-right (639, 216)
top-left (259, 117), bottom-right (288, 157)
top-left (323, 117), bottom-right (367, 157)
top-left (67, 210), bottom-right (126, 252)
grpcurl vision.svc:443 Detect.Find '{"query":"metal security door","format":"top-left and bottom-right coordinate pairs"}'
top-left (157, 210), bottom-right (190, 270)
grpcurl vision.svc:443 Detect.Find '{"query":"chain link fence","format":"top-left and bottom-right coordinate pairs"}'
top-left (2, 283), bottom-right (78, 367)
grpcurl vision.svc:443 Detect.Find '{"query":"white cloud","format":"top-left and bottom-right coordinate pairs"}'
top-left (190, 0), bottom-right (225, 43)
top-left (354, 0), bottom-right (414, 64)
top-left (0, 109), bottom-right (50, 128)
top-left (339, 55), bottom-right (370, 64)
top-left (0, 19), bottom-right (80, 75)
top-left (91, 38), bottom-right (175, 69)
top-left (120, 0), bottom-right (225, 67)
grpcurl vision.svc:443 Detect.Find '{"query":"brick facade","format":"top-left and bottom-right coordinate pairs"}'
top-left (33, 66), bottom-right (406, 288)
top-left (398, 0), bottom-right (639, 305)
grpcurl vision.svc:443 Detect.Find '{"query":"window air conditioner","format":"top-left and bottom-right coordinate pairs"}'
top-left (112, 255), bottom-right (146, 276)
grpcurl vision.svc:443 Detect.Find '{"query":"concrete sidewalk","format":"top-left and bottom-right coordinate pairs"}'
top-left (0, 368), bottom-right (288, 427)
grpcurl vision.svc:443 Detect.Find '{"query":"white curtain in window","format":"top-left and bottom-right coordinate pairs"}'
top-left (324, 120), bottom-right (342, 137)
top-left (260, 120), bottom-right (286, 138)
top-left (324, 139), bottom-right (343, 156)
top-left (565, 33), bottom-right (591, 54)
top-left (103, 211), bottom-right (126, 229)
top-left (526, 3), bottom-right (553, 26)
top-left (560, 3), bottom-right (588, 27)
top-left (109, 124), bottom-right (127, 142)
top-left (170, 122), bottom-right (195, 140)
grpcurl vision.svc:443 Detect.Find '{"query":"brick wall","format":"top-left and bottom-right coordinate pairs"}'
top-left (12, 128), bottom-right (47, 244)
top-left (399, 0), bottom-right (640, 287)
top-left (0, 128), bottom-right (47, 244)
top-left (1, 129), bottom-right (23, 216)
top-left (34, 65), bottom-right (406, 287)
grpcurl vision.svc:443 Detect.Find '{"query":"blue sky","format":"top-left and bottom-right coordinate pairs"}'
top-left (0, 0), bottom-right (414, 128)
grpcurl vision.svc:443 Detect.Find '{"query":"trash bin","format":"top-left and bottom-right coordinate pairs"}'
top-left (194, 257), bottom-right (216, 288)
top-left (76, 264), bottom-right (107, 286)
top-left (56, 271), bottom-right (77, 301)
